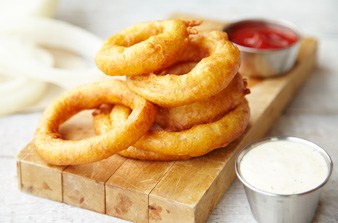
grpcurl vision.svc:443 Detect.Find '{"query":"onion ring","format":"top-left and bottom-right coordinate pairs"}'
top-left (94, 99), bottom-right (249, 158)
top-left (133, 99), bottom-right (249, 157)
top-left (95, 19), bottom-right (200, 76)
top-left (93, 105), bottom-right (191, 161)
top-left (126, 31), bottom-right (240, 107)
top-left (33, 80), bottom-right (157, 165)
top-left (0, 17), bottom-right (105, 89)
top-left (156, 73), bottom-right (249, 131)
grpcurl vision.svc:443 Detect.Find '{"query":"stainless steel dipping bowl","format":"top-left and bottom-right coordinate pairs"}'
top-left (235, 137), bottom-right (333, 223)
top-left (224, 19), bottom-right (301, 78)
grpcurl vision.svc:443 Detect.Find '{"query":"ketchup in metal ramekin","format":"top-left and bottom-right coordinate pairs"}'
top-left (224, 19), bottom-right (301, 78)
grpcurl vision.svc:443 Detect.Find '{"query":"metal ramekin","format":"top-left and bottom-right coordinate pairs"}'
top-left (224, 19), bottom-right (302, 78)
top-left (235, 137), bottom-right (333, 223)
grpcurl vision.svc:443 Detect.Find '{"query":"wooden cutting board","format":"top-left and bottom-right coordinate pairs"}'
top-left (16, 16), bottom-right (317, 223)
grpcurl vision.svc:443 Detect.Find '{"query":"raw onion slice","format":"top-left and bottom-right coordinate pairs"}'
top-left (0, 36), bottom-right (53, 115)
top-left (0, 77), bottom-right (47, 116)
top-left (0, 17), bottom-right (106, 89)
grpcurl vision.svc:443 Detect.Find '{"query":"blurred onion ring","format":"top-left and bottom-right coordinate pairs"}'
top-left (0, 37), bottom-right (54, 116)
top-left (126, 31), bottom-right (241, 107)
top-left (93, 105), bottom-right (191, 161)
top-left (33, 80), bottom-right (157, 165)
top-left (0, 77), bottom-right (47, 116)
top-left (0, 17), bottom-right (105, 89)
top-left (156, 73), bottom-right (250, 131)
top-left (95, 19), bottom-right (201, 76)
top-left (94, 99), bottom-right (250, 158)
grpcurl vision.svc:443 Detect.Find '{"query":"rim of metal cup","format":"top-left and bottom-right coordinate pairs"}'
top-left (235, 136), bottom-right (333, 197)
top-left (223, 18), bottom-right (302, 53)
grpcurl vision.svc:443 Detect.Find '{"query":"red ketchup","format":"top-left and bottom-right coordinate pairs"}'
top-left (227, 21), bottom-right (299, 50)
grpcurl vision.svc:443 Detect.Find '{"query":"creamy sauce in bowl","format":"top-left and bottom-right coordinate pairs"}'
top-left (238, 139), bottom-right (330, 195)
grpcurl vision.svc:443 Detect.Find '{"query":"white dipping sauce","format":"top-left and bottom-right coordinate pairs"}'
top-left (239, 140), bottom-right (328, 195)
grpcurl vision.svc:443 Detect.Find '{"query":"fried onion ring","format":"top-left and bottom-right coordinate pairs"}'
top-left (95, 19), bottom-right (200, 76)
top-left (134, 99), bottom-right (249, 156)
top-left (94, 99), bottom-right (249, 158)
top-left (33, 80), bottom-right (157, 165)
top-left (156, 73), bottom-right (249, 131)
top-left (126, 31), bottom-right (241, 107)
top-left (93, 104), bottom-right (191, 161)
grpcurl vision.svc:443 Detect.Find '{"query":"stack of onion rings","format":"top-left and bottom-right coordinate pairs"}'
top-left (93, 99), bottom-right (249, 160)
top-left (34, 19), bottom-right (250, 165)
top-left (93, 105), bottom-right (191, 161)
top-left (155, 73), bottom-right (249, 131)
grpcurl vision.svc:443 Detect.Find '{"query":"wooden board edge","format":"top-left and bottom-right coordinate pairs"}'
top-left (62, 172), bottom-right (106, 213)
top-left (105, 160), bottom-right (176, 222)
top-left (16, 160), bottom-right (22, 191)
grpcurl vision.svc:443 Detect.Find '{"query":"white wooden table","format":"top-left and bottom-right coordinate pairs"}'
top-left (1, 0), bottom-right (337, 222)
